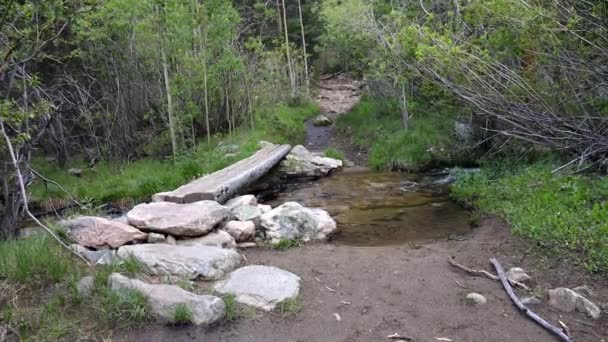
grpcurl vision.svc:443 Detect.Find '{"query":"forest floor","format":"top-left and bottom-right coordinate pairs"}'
top-left (117, 75), bottom-right (607, 342)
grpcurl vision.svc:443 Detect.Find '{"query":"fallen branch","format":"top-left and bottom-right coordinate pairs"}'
top-left (490, 257), bottom-right (573, 342)
top-left (1, 121), bottom-right (92, 267)
top-left (447, 258), bottom-right (530, 291)
top-left (29, 167), bottom-right (83, 208)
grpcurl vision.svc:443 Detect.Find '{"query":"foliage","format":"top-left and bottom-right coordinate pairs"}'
top-left (170, 304), bottom-right (193, 325)
top-left (324, 148), bottom-right (345, 162)
top-left (277, 296), bottom-right (302, 318)
top-left (452, 160), bottom-right (608, 272)
top-left (271, 239), bottom-right (299, 251)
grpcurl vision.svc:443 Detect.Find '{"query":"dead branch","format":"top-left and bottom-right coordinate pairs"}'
top-left (29, 168), bottom-right (84, 208)
top-left (447, 258), bottom-right (530, 291)
top-left (490, 257), bottom-right (573, 342)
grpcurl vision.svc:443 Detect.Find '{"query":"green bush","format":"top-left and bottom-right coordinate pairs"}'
top-left (451, 160), bottom-right (608, 272)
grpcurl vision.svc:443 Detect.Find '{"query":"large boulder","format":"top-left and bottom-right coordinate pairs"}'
top-left (224, 221), bottom-right (255, 242)
top-left (225, 195), bottom-right (257, 209)
top-left (109, 273), bottom-right (225, 325)
top-left (260, 202), bottom-right (337, 243)
top-left (548, 287), bottom-right (600, 319)
top-left (280, 145), bottom-right (342, 178)
top-left (213, 265), bottom-right (300, 311)
top-left (62, 216), bottom-right (147, 249)
top-left (116, 244), bottom-right (242, 280)
top-left (127, 201), bottom-right (228, 237)
top-left (176, 229), bottom-right (237, 249)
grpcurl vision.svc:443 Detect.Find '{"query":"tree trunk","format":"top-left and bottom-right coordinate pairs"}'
top-left (297, 0), bottom-right (310, 96)
top-left (160, 43), bottom-right (178, 157)
top-left (400, 82), bottom-right (409, 130)
top-left (282, 0), bottom-right (296, 97)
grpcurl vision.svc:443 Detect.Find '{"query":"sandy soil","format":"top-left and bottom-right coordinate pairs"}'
top-left (117, 217), bottom-right (606, 342)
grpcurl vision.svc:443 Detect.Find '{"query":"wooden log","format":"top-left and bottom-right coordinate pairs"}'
top-left (490, 258), bottom-right (573, 342)
top-left (154, 144), bottom-right (291, 204)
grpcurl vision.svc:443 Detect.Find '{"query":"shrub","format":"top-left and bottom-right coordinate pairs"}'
top-left (170, 304), bottom-right (193, 325)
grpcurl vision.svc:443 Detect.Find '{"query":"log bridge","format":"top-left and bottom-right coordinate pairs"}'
top-left (153, 143), bottom-right (291, 204)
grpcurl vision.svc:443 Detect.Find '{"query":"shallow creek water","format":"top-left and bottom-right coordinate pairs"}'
top-left (263, 167), bottom-right (471, 247)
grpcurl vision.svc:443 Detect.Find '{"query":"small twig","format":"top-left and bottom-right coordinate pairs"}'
top-left (490, 257), bottom-right (573, 342)
top-left (447, 258), bottom-right (529, 291)
top-left (455, 280), bottom-right (468, 289)
top-left (325, 286), bottom-right (336, 293)
top-left (573, 319), bottom-right (594, 327)
top-left (559, 321), bottom-right (571, 339)
top-left (29, 167), bottom-right (83, 207)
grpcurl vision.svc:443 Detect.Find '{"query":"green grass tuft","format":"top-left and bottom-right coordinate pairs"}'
top-left (221, 294), bottom-right (239, 321)
top-left (277, 296), bottom-right (302, 318)
top-left (170, 303), bottom-right (193, 325)
top-left (271, 239), bottom-right (299, 251)
top-left (324, 148), bottom-right (345, 161)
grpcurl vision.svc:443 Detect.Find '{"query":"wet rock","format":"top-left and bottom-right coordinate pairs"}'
top-left (176, 229), bottom-right (237, 249)
top-left (116, 244), bottom-right (242, 280)
top-left (147, 233), bottom-right (166, 244)
top-left (573, 285), bottom-right (593, 298)
top-left (213, 265), bottom-right (300, 311)
top-left (506, 267), bottom-right (532, 283)
top-left (313, 115), bottom-right (332, 126)
top-left (71, 244), bottom-right (115, 265)
top-left (77, 276), bottom-right (94, 297)
top-left (63, 216), bottom-right (147, 249)
top-left (280, 145), bottom-right (342, 178)
top-left (521, 297), bottom-right (541, 305)
top-left (548, 287), bottom-right (601, 319)
top-left (109, 273), bottom-right (225, 325)
top-left (68, 168), bottom-right (83, 177)
top-left (112, 215), bottom-right (129, 224)
top-left (231, 205), bottom-right (262, 227)
top-left (224, 221), bottom-right (255, 242)
top-left (466, 293), bottom-right (487, 305)
top-left (127, 201), bottom-right (228, 237)
top-left (225, 195), bottom-right (257, 209)
top-left (260, 202), bottom-right (337, 243)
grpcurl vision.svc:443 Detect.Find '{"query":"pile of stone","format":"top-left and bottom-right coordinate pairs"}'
top-left (280, 145), bottom-right (342, 178)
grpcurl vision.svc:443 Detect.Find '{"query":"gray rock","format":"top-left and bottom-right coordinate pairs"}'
top-left (231, 205), bottom-right (262, 227)
top-left (573, 285), bottom-right (593, 298)
top-left (225, 195), bottom-right (257, 209)
top-left (217, 143), bottom-right (239, 154)
top-left (521, 297), bottom-right (542, 305)
top-left (258, 140), bottom-right (273, 149)
top-left (77, 276), bottom-right (94, 297)
top-left (280, 145), bottom-right (342, 177)
top-left (260, 202), bottom-right (337, 243)
top-left (147, 233), bottom-right (166, 244)
top-left (63, 216), bottom-right (148, 249)
top-left (116, 244), bottom-right (242, 280)
top-left (112, 215), bottom-right (129, 224)
top-left (127, 201), bottom-right (229, 237)
top-left (109, 273), bottom-right (225, 325)
top-left (454, 121), bottom-right (474, 143)
top-left (313, 115), bottom-right (332, 126)
top-left (224, 221), bottom-right (255, 242)
top-left (176, 230), bottom-right (237, 249)
top-left (466, 292), bottom-right (487, 305)
top-left (166, 235), bottom-right (177, 245)
top-left (213, 265), bottom-right (300, 311)
top-left (68, 168), bottom-right (83, 177)
top-left (548, 287), bottom-right (601, 319)
top-left (506, 267), bottom-right (532, 283)
top-left (237, 242), bottom-right (257, 249)
top-left (71, 244), bottom-right (115, 265)
top-left (257, 204), bottom-right (272, 214)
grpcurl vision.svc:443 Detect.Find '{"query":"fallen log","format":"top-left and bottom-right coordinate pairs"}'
top-left (490, 258), bottom-right (573, 342)
top-left (153, 143), bottom-right (291, 204)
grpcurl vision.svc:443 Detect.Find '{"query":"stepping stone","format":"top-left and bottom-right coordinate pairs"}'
top-left (63, 216), bottom-right (147, 249)
top-left (127, 200), bottom-right (228, 237)
top-left (213, 265), bottom-right (300, 311)
top-left (117, 244), bottom-right (242, 280)
top-left (176, 229), bottom-right (237, 249)
top-left (261, 202), bottom-right (337, 243)
top-left (109, 273), bottom-right (225, 325)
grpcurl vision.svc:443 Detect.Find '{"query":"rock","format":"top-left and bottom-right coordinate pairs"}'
top-left (109, 273), bottom-right (225, 325)
top-left (280, 145), bottom-right (342, 177)
top-left (258, 140), bottom-right (273, 149)
top-left (237, 242), bottom-right (257, 249)
top-left (455, 121), bottom-right (474, 143)
top-left (176, 230), bottom-right (237, 249)
top-left (260, 202), bottom-right (337, 242)
top-left (71, 244), bottom-right (115, 265)
top-left (68, 168), bottom-right (83, 177)
top-left (213, 265), bottom-right (300, 311)
top-left (225, 195), bottom-right (257, 209)
top-left (147, 233), bottom-right (166, 244)
top-left (465, 293), bottom-right (487, 305)
top-left (506, 267), bottom-right (532, 283)
top-left (313, 115), bottom-right (332, 126)
top-left (112, 215), bottom-right (129, 224)
top-left (152, 191), bottom-right (172, 202)
top-left (573, 285), bottom-right (593, 298)
top-left (224, 221), bottom-right (255, 242)
top-left (166, 235), bottom-right (177, 245)
top-left (127, 201), bottom-right (228, 237)
top-left (217, 143), bottom-right (239, 154)
top-left (116, 244), bottom-right (242, 280)
top-left (77, 276), bottom-right (94, 297)
top-left (521, 297), bottom-right (542, 305)
top-left (548, 287), bottom-right (601, 319)
top-left (257, 204), bottom-right (272, 214)
top-left (231, 205), bottom-right (262, 227)
top-left (63, 216), bottom-right (148, 249)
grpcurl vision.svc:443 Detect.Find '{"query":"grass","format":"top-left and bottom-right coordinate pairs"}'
top-left (221, 294), bottom-right (239, 321)
top-left (337, 97), bottom-right (474, 171)
top-left (170, 304), bottom-right (193, 325)
top-left (29, 101), bottom-right (319, 207)
top-left (271, 239), bottom-right (299, 250)
top-left (277, 296), bottom-right (302, 318)
top-left (451, 158), bottom-right (608, 272)
top-left (324, 148), bottom-right (345, 161)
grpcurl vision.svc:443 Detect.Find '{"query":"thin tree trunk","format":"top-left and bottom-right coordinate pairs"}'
top-left (400, 81), bottom-right (409, 130)
top-left (160, 43), bottom-right (178, 157)
top-left (281, 0), bottom-right (296, 97)
top-left (297, 0), bottom-right (310, 96)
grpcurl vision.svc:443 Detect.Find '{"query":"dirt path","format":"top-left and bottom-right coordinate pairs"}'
top-left (119, 218), bottom-right (607, 341)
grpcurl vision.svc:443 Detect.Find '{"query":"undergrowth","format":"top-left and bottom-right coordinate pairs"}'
top-left (451, 158), bottom-right (608, 272)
